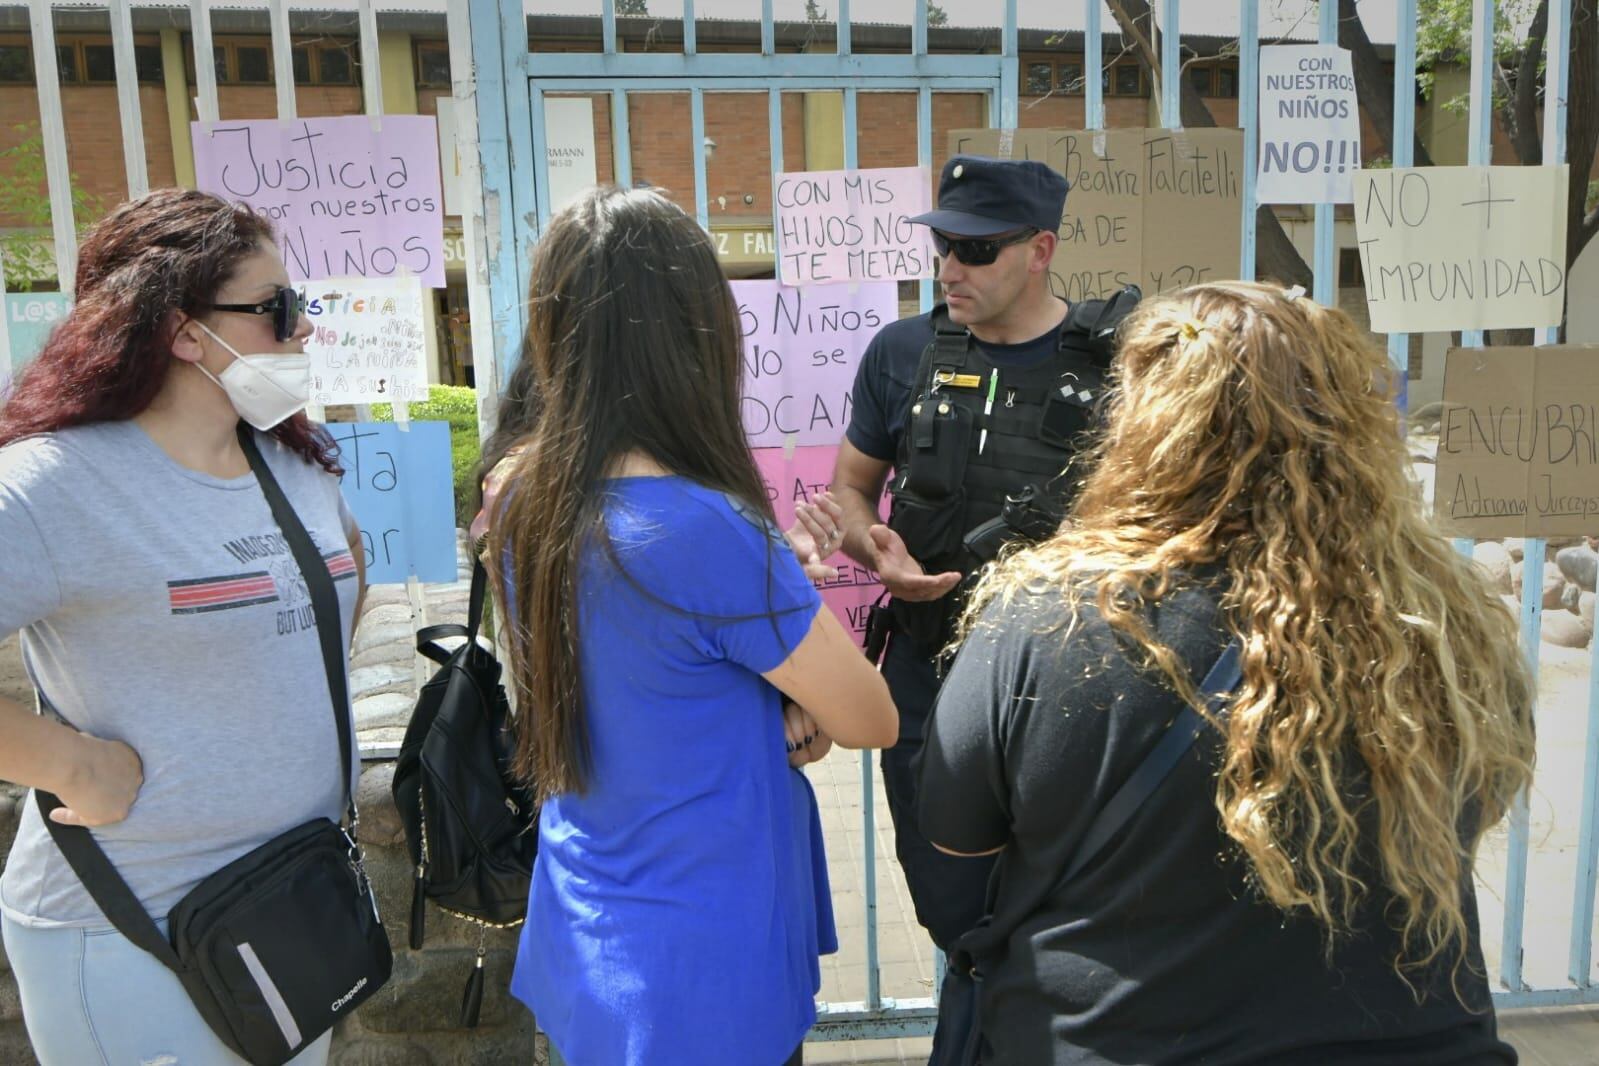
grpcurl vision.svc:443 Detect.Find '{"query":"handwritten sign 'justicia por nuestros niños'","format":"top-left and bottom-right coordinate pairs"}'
top-left (192, 116), bottom-right (446, 288)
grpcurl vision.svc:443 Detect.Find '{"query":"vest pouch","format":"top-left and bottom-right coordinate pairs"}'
top-left (889, 487), bottom-right (968, 564)
top-left (1038, 384), bottom-right (1097, 450)
top-left (901, 395), bottom-right (973, 499)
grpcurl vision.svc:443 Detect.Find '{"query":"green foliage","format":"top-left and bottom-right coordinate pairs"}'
top-left (0, 123), bottom-right (105, 291)
top-left (369, 385), bottom-right (482, 529)
top-left (926, 3), bottom-right (949, 27)
top-left (1414, 0), bottom-right (1539, 108)
top-left (615, 0), bottom-right (649, 14)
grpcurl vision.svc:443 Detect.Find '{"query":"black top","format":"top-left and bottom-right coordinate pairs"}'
top-left (918, 580), bottom-right (1515, 1066)
top-left (844, 310), bottom-right (1061, 464)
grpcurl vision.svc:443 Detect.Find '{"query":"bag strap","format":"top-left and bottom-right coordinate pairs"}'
top-left (1064, 638), bottom-right (1242, 881)
top-left (415, 557), bottom-right (488, 665)
top-left (33, 424), bottom-right (356, 971)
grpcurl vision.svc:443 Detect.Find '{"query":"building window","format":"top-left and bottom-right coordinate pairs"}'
top-left (235, 44), bottom-right (271, 84)
top-left (292, 45), bottom-right (311, 84)
top-left (415, 40), bottom-right (450, 88)
top-left (134, 44), bottom-right (162, 82)
top-left (1109, 62), bottom-right (1143, 97)
top-left (1216, 65), bottom-right (1239, 98)
top-left (1057, 61), bottom-right (1083, 94)
top-left (83, 43), bottom-right (116, 83)
top-left (1025, 61), bottom-right (1053, 96)
top-left (1339, 247), bottom-right (1365, 288)
top-left (55, 44), bottom-right (77, 83)
top-left (315, 43), bottom-right (356, 85)
top-left (1189, 64), bottom-right (1213, 96)
top-left (0, 44), bottom-right (30, 83)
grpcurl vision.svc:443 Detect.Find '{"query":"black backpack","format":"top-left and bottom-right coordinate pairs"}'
top-left (392, 557), bottom-right (537, 1026)
top-left (1060, 283), bottom-right (1142, 368)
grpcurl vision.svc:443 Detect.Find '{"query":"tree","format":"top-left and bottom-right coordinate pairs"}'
top-left (806, 0), bottom-right (828, 21)
top-left (615, 0), bottom-right (649, 13)
top-left (927, 3), bottom-right (949, 27)
top-left (0, 124), bottom-right (103, 292)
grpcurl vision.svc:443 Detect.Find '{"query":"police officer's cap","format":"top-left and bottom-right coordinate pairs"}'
top-left (910, 155), bottom-right (1068, 237)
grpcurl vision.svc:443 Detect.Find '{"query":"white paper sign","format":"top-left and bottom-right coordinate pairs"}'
top-left (545, 97), bottom-right (598, 216)
top-left (1353, 165), bottom-right (1569, 333)
top-left (303, 276), bottom-right (430, 404)
top-left (1257, 46), bottom-right (1362, 204)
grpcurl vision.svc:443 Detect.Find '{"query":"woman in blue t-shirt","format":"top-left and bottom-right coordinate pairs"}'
top-left (482, 187), bottom-right (898, 1066)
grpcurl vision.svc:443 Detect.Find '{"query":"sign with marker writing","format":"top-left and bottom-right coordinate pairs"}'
top-left (329, 420), bottom-right (457, 583)
top-left (192, 116), bottom-right (446, 288)
top-left (1433, 345), bottom-right (1599, 537)
top-left (1257, 45), bottom-right (1362, 204)
top-left (1354, 165), bottom-right (1568, 333)
top-left (731, 279), bottom-right (897, 448)
top-left (4, 293), bottom-right (70, 388)
top-left (774, 167), bottom-right (934, 285)
top-left (303, 276), bottom-right (430, 405)
top-left (754, 445), bottom-right (886, 638)
top-left (949, 128), bottom-right (1243, 303)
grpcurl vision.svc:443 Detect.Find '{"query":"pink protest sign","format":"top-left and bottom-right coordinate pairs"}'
top-left (774, 167), bottom-right (935, 286)
top-left (756, 445), bottom-right (887, 639)
top-left (192, 117), bottom-right (446, 288)
top-left (731, 279), bottom-right (898, 449)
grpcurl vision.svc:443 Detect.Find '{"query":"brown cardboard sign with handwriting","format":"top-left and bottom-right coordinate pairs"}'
top-left (1434, 345), bottom-right (1599, 537)
top-left (948, 128), bottom-right (1244, 303)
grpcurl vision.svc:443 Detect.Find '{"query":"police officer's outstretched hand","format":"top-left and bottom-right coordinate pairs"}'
top-left (868, 525), bottom-right (961, 602)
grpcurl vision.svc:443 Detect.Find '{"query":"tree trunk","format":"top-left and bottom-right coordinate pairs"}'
top-left (1337, 0), bottom-right (1434, 166)
top-left (1103, 0), bottom-right (1312, 286)
top-left (1567, 0), bottom-right (1599, 270)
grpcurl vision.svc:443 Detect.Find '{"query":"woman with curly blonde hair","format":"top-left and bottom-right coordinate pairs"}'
top-left (918, 281), bottom-right (1535, 1065)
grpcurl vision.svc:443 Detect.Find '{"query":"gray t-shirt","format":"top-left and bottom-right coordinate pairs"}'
top-left (0, 421), bottom-right (360, 927)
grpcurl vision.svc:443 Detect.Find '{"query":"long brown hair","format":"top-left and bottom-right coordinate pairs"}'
top-left (486, 187), bottom-right (773, 800)
top-left (965, 281), bottom-right (1534, 978)
top-left (0, 188), bottom-right (337, 472)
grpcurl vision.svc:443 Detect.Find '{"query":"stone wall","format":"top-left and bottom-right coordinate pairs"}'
top-left (0, 533), bottom-right (547, 1064)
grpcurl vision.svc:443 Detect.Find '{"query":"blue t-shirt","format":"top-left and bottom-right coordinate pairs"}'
top-left (510, 476), bottom-right (836, 1066)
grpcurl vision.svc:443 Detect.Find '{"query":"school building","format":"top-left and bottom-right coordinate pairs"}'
top-left (1, 4), bottom-right (1592, 406)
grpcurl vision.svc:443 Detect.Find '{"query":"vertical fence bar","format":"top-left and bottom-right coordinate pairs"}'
top-left (913, 0), bottom-right (927, 57)
top-left (838, 0), bottom-right (851, 56)
top-left (603, 0), bottom-right (617, 55)
top-left (467, 0), bottom-right (525, 391)
top-left (1311, 0), bottom-right (1337, 304)
top-left (918, 84), bottom-right (933, 314)
top-left (358, 0), bottom-right (383, 119)
top-left (189, 0), bottom-right (219, 123)
top-left (761, 0), bottom-right (775, 55)
top-left (1160, 0), bottom-right (1180, 128)
top-left (611, 90), bottom-right (633, 187)
top-left (684, 0), bottom-right (697, 56)
top-left (1085, 0), bottom-right (1104, 131)
top-left (999, 0), bottom-right (1018, 128)
top-left (268, 0), bottom-right (295, 120)
top-left (530, 86), bottom-right (552, 231)
top-left (1237, 0), bottom-right (1258, 281)
top-left (1386, 0), bottom-right (1417, 393)
top-left (28, 0), bottom-right (76, 295)
top-left (108, 0), bottom-right (149, 199)
top-left (691, 88), bottom-right (709, 230)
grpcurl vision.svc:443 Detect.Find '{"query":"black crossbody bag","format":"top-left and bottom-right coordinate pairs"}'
top-left (33, 424), bottom-right (392, 1066)
top-left (934, 639), bottom-right (1244, 1066)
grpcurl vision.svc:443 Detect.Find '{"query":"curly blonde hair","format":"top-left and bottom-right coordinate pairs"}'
top-left (963, 281), bottom-right (1534, 979)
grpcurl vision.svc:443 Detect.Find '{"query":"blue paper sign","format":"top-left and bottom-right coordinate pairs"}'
top-left (327, 420), bottom-right (457, 584)
top-left (6, 292), bottom-right (71, 372)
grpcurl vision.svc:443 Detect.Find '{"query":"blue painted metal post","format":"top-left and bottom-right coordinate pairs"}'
top-left (529, 87), bottom-right (551, 230)
top-left (691, 89), bottom-right (709, 230)
top-left (1160, 0), bottom-right (1181, 128)
top-left (1085, 0), bottom-right (1104, 131)
top-left (838, 0), bottom-right (850, 55)
top-left (684, 0), bottom-right (696, 55)
top-left (1238, 0), bottom-right (1258, 281)
top-left (916, 0), bottom-right (933, 315)
top-left (762, 0), bottom-right (775, 55)
top-left (1311, 0), bottom-right (1338, 305)
top-left (602, 0), bottom-right (616, 54)
top-left (1386, 0), bottom-right (1418, 400)
top-left (999, 0), bottom-right (1018, 128)
top-left (611, 91), bottom-right (633, 187)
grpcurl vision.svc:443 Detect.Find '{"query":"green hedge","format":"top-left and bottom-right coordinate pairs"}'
top-left (370, 386), bottom-right (481, 529)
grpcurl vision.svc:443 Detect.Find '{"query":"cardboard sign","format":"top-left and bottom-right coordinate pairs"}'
top-left (1258, 45), bottom-right (1362, 204)
top-left (328, 420), bottom-right (457, 584)
top-left (1433, 345), bottom-right (1599, 537)
top-left (949, 128), bottom-right (1243, 303)
top-left (1353, 165), bottom-right (1569, 333)
top-left (774, 166), bottom-right (934, 285)
top-left (193, 116), bottom-right (446, 288)
top-left (303, 277), bottom-right (430, 405)
top-left (731, 279), bottom-right (897, 448)
top-left (755, 445), bottom-right (886, 638)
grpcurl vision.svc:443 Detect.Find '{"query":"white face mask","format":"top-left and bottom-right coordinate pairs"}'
top-left (194, 322), bottom-right (311, 431)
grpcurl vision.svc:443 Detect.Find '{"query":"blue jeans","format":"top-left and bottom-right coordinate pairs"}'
top-left (2, 913), bottom-right (332, 1066)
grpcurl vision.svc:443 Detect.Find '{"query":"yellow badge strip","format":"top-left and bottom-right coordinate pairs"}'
top-left (933, 371), bottom-right (983, 389)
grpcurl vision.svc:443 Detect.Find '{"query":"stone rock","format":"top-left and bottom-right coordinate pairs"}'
top-left (355, 692), bottom-right (416, 732)
top-left (1408, 436), bottom-right (1438, 464)
top-left (1564, 581), bottom-right (1584, 614)
top-left (1541, 564), bottom-right (1567, 609)
top-left (1557, 545), bottom-right (1599, 592)
top-left (356, 948), bottom-right (520, 1033)
top-left (356, 726), bottom-right (407, 751)
top-left (355, 764), bottom-right (405, 848)
top-left (1473, 541), bottom-right (1514, 595)
top-left (350, 639), bottom-right (414, 673)
top-left (1409, 401), bottom-right (1445, 435)
top-left (1542, 611), bottom-right (1593, 649)
top-left (331, 1035), bottom-right (434, 1066)
top-left (0, 975), bottom-right (20, 1023)
top-left (360, 585), bottom-right (413, 611)
top-left (350, 663), bottom-right (414, 701)
top-left (352, 607), bottom-right (417, 656)
top-left (352, 622), bottom-right (416, 659)
top-left (1584, 592), bottom-right (1596, 630)
top-left (1506, 538), bottom-right (1525, 563)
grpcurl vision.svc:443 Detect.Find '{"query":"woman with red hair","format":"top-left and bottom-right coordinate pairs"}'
top-left (0, 188), bottom-right (364, 1064)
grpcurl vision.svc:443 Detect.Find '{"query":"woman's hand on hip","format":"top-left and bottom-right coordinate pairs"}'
top-left (50, 734), bottom-right (144, 828)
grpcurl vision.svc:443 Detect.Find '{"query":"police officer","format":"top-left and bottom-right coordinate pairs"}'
top-left (806, 154), bottom-right (1136, 1056)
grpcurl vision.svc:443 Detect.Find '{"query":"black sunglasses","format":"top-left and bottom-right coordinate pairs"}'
top-left (931, 228), bottom-right (1039, 267)
top-left (208, 285), bottom-right (305, 343)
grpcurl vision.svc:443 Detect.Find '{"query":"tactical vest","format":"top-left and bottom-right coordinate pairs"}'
top-left (887, 288), bottom-right (1139, 650)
